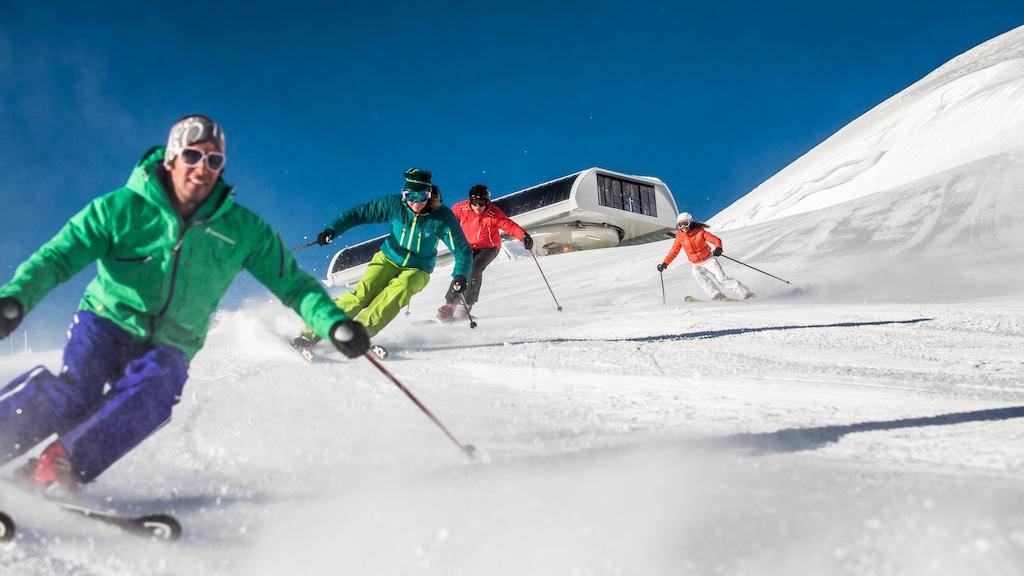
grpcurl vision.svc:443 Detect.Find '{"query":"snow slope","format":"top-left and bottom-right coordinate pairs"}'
top-left (3, 26), bottom-right (1024, 576)
top-left (710, 25), bottom-right (1024, 230)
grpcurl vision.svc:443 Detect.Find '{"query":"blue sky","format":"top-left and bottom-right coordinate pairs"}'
top-left (2, 1), bottom-right (1022, 348)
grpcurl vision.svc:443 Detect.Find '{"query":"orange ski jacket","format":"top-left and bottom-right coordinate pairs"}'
top-left (664, 225), bottom-right (722, 265)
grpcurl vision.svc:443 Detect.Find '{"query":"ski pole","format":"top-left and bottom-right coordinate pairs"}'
top-left (720, 254), bottom-right (791, 285)
top-left (531, 252), bottom-right (563, 311)
top-left (290, 240), bottom-right (319, 254)
top-left (659, 270), bottom-right (666, 304)
top-left (459, 294), bottom-right (478, 329)
top-left (363, 352), bottom-right (477, 460)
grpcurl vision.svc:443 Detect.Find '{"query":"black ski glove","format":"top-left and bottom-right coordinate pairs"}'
top-left (657, 263), bottom-right (667, 272)
top-left (450, 275), bottom-right (467, 294)
top-left (0, 297), bottom-right (24, 340)
top-left (329, 320), bottom-right (370, 358)
top-left (317, 229), bottom-right (335, 246)
top-left (712, 247), bottom-right (723, 257)
top-left (522, 233), bottom-right (534, 251)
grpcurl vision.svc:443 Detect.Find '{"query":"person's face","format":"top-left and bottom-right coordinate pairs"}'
top-left (403, 189), bottom-right (429, 214)
top-left (167, 141), bottom-right (224, 212)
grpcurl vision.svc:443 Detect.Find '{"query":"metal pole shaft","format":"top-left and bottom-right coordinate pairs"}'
top-left (720, 254), bottom-right (791, 284)
top-left (660, 270), bottom-right (666, 304)
top-left (363, 352), bottom-right (476, 459)
top-left (290, 240), bottom-right (319, 254)
top-left (459, 294), bottom-right (478, 328)
top-left (531, 253), bottom-right (563, 311)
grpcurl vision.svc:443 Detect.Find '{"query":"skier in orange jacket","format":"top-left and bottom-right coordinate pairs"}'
top-left (658, 212), bottom-right (753, 301)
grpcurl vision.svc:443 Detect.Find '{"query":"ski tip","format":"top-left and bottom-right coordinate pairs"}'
top-left (137, 514), bottom-right (182, 542)
top-left (0, 511), bottom-right (15, 542)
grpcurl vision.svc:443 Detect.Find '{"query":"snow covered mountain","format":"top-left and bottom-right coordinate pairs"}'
top-left (2, 26), bottom-right (1024, 576)
top-left (711, 25), bottom-right (1024, 234)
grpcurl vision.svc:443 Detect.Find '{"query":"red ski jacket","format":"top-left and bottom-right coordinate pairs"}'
top-left (451, 200), bottom-right (527, 250)
top-left (664, 225), bottom-right (723, 265)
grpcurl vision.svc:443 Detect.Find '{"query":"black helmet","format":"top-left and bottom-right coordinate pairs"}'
top-left (468, 184), bottom-right (490, 206)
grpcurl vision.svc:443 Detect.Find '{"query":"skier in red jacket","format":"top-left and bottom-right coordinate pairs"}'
top-left (658, 212), bottom-right (753, 301)
top-left (437, 184), bottom-right (533, 320)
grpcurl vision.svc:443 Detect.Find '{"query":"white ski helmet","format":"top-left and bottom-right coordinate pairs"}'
top-left (676, 212), bottom-right (693, 226)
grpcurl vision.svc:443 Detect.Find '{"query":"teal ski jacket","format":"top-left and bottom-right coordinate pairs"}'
top-left (328, 195), bottom-right (473, 278)
top-left (0, 147), bottom-right (349, 359)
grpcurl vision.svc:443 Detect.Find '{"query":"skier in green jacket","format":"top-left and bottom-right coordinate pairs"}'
top-left (0, 115), bottom-right (369, 490)
top-left (293, 168), bottom-right (473, 353)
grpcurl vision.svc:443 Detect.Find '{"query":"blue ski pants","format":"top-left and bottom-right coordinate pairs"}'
top-left (0, 311), bottom-right (188, 483)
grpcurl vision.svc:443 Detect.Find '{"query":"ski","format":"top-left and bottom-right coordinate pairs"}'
top-left (56, 500), bottom-right (182, 541)
top-left (411, 319), bottom-right (443, 325)
top-left (683, 295), bottom-right (746, 303)
top-left (285, 337), bottom-right (346, 365)
top-left (287, 336), bottom-right (315, 364)
top-left (0, 511), bottom-right (15, 542)
top-left (370, 344), bottom-right (389, 361)
top-left (3, 478), bottom-right (181, 541)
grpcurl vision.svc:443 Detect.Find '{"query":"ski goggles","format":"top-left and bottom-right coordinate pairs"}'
top-left (677, 221), bottom-right (693, 229)
top-left (179, 147), bottom-right (226, 171)
top-left (469, 197), bottom-right (489, 207)
top-left (403, 189), bottom-right (429, 203)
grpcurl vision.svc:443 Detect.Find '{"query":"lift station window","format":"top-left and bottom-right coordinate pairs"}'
top-left (492, 174), bottom-right (579, 218)
top-left (597, 174), bottom-right (657, 217)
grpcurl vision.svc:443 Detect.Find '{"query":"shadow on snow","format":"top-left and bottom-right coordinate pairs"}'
top-left (708, 405), bottom-right (1024, 455)
top-left (412, 317), bottom-right (934, 352)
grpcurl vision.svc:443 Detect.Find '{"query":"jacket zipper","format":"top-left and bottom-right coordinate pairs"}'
top-left (148, 226), bottom-right (187, 341)
top-left (402, 215), bottom-right (418, 267)
top-left (114, 255), bottom-right (154, 263)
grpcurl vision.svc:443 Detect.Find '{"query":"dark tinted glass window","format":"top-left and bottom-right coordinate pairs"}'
top-left (598, 175), bottom-right (612, 206)
top-left (329, 235), bottom-right (387, 275)
top-left (640, 186), bottom-right (656, 216)
top-left (492, 174), bottom-right (579, 217)
top-left (597, 174), bottom-right (658, 217)
top-left (611, 179), bottom-right (623, 209)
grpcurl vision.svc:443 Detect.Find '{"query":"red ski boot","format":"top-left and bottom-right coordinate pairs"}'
top-left (436, 303), bottom-right (456, 323)
top-left (18, 441), bottom-right (78, 492)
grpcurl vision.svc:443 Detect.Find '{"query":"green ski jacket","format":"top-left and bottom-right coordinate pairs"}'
top-left (329, 195), bottom-right (472, 278)
top-left (0, 147), bottom-right (349, 359)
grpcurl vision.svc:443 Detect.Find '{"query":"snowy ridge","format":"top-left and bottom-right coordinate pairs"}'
top-left (710, 24), bottom-right (1024, 230)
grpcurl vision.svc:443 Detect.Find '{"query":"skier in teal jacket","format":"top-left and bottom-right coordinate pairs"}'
top-left (294, 168), bottom-right (472, 346)
top-left (0, 115), bottom-right (370, 490)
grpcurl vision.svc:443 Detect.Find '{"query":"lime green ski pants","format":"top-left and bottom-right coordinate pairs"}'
top-left (305, 251), bottom-right (430, 340)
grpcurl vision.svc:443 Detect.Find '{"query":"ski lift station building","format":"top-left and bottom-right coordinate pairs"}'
top-left (325, 167), bottom-right (679, 286)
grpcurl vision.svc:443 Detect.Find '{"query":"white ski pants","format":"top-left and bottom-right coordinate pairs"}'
top-left (691, 257), bottom-right (753, 300)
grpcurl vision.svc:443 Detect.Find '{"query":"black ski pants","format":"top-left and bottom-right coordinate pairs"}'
top-left (446, 247), bottom-right (500, 306)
